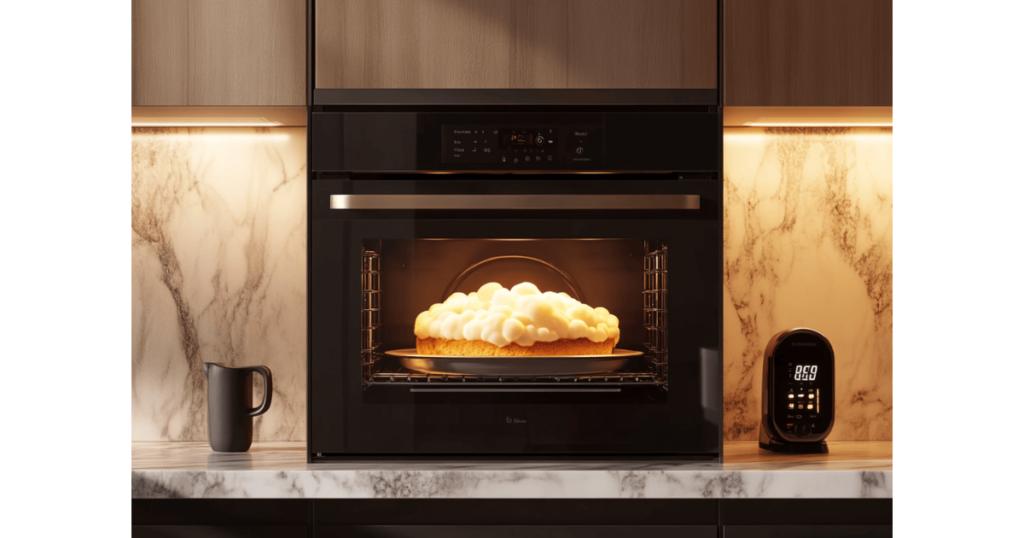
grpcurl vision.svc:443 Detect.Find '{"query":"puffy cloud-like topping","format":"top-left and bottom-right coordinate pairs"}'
top-left (414, 282), bottom-right (620, 347)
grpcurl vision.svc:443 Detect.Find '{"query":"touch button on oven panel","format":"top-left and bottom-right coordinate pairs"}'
top-left (564, 127), bottom-right (602, 164)
top-left (443, 127), bottom-right (499, 164)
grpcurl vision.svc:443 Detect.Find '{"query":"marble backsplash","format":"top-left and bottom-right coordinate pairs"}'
top-left (722, 127), bottom-right (893, 441)
top-left (132, 127), bottom-right (306, 441)
top-left (131, 126), bottom-right (891, 443)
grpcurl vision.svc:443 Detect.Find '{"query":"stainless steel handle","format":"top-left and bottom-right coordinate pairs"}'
top-left (330, 194), bottom-right (699, 211)
top-left (408, 388), bottom-right (621, 393)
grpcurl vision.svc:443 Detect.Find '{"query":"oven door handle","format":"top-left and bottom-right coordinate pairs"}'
top-left (408, 388), bottom-right (621, 393)
top-left (329, 194), bottom-right (699, 211)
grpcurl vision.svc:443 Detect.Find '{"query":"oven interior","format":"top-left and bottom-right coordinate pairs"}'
top-left (359, 239), bottom-right (668, 390)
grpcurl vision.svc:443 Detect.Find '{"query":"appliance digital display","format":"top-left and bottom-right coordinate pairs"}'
top-left (499, 128), bottom-right (558, 149)
top-left (792, 364), bottom-right (818, 381)
top-left (506, 133), bottom-right (531, 146)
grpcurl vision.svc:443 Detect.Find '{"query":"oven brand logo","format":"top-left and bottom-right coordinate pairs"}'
top-left (506, 416), bottom-right (527, 424)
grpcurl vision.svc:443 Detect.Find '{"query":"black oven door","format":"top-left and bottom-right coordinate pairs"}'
top-left (310, 178), bottom-right (721, 458)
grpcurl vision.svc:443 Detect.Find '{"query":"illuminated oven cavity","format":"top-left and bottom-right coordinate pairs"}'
top-left (359, 239), bottom-right (669, 389)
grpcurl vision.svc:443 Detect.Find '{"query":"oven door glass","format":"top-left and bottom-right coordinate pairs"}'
top-left (310, 180), bottom-right (721, 456)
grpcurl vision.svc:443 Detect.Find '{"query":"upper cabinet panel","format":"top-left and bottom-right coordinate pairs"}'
top-left (724, 0), bottom-right (892, 106)
top-left (132, 0), bottom-right (188, 106)
top-left (315, 0), bottom-right (718, 89)
top-left (132, 0), bottom-right (306, 106)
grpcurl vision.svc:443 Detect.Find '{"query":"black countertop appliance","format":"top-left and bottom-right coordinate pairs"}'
top-left (759, 328), bottom-right (836, 453)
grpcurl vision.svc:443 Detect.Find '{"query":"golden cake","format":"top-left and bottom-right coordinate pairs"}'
top-left (413, 282), bottom-right (620, 357)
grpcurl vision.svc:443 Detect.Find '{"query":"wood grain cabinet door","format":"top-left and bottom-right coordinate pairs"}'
top-left (132, 0), bottom-right (306, 106)
top-left (724, 0), bottom-right (892, 106)
top-left (315, 0), bottom-right (717, 89)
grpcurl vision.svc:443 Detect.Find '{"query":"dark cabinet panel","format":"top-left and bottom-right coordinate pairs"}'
top-left (723, 525), bottom-right (893, 538)
top-left (132, 526), bottom-right (307, 538)
top-left (131, 500), bottom-right (309, 525)
top-left (724, 0), bottom-right (893, 105)
top-left (720, 499), bottom-right (893, 526)
top-left (312, 499), bottom-right (720, 525)
top-left (315, 525), bottom-right (717, 538)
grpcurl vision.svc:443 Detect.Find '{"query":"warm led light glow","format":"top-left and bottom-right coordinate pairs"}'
top-left (130, 132), bottom-right (294, 143)
top-left (743, 122), bottom-right (892, 127)
top-left (131, 117), bottom-right (283, 127)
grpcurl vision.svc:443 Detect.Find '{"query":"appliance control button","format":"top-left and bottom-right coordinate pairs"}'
top-left (788, 403), bottom-right (794, 409)
top-left (513, 158), bottom-right (519, 164)
top-left (808, 394), bottom-right (814, 399)
top-left (536, 135), bottom-right (544, 144)
top-left (576, 147), bottom-right (584, 154)
top-left (794, 420), bottom-right (811, 438)
top-left (787, 393), bottom-right (794, 399)
top-left (548, 155), bottom-right (553, 161)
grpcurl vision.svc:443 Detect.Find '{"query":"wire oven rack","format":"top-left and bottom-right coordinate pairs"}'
top-left (366, 370), bottom-right (664, 387)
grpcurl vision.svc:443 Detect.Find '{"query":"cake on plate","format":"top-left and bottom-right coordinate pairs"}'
top-left (413, 282), bottom-right (620, 356)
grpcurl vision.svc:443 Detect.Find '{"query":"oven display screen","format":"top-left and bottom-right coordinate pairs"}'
top-left (499, 128), bottom-right (558, 149)
top-left (506, 132), bottom-right (532, 146)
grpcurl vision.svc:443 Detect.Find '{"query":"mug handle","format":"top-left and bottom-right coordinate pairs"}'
top-left (244, 366), bottom-right (273, 417)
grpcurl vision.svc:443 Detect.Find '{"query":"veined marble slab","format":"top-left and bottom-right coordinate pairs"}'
top-left (131, 128), bottom-right (307, 442)
top-left (723, 128), bottom-right (893, 441)
top-left (132, 442), bottom-right (892, 499)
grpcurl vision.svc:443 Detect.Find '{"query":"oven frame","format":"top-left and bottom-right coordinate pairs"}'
top-left (308, 178), bottom-right (723, 460)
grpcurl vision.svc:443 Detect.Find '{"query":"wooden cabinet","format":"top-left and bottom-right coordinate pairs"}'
top-left (724, 0), bottom-right (892, 106)
top-left (132, 0), bottom-right (306, 106)
top-left (315, 0), bottom-right (717, 89)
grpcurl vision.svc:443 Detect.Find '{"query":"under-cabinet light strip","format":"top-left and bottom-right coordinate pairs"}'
top-left (743, 122), bottom-right (893, 127)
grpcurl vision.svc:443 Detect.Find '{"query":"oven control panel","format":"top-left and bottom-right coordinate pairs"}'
top-left (441, 125), bottom-right (602, 167)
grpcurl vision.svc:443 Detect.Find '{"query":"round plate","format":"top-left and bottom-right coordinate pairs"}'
top-left (384, 348), bottom-right (642, 376)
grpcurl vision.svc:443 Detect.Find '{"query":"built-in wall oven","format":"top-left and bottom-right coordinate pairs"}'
top-left (308, 92), bottom-right (722, 460)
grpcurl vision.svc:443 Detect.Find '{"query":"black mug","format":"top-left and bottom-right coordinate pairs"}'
top-left (202, 363), bottom-right (273, 452)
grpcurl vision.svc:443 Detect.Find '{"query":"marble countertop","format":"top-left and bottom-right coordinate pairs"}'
top-left (132, 441), bottom-right (891, 499)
